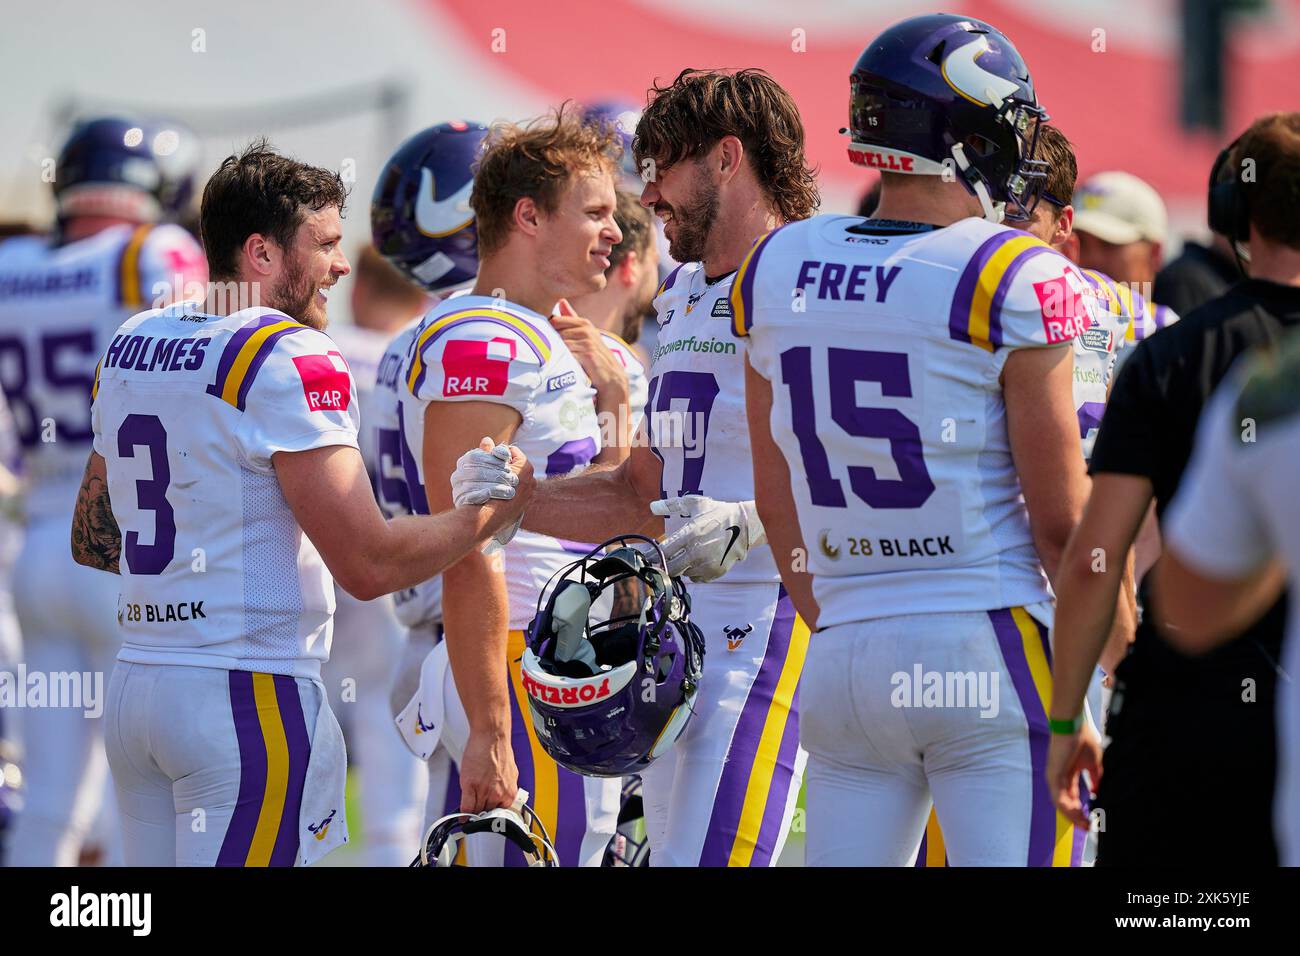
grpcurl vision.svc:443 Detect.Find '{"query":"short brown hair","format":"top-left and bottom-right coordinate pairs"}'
top-left (608, 190), bottom-right (654, 272)
top-left (1231, 112), bottom-right (1300, 248)
top-left (470, 106), bottom-right (623, 258)
top-left (1033, 125), bottom-right (1078, 217)
top-left (200, 139), bottom-right (348, 280)
top-left (633, 68), bottom-right (820, 223)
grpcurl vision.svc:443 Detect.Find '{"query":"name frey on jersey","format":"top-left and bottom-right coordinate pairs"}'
top-left (794, 261), bottom-right (903, 302)
top-left (102, 332), bottom-right (209, 373)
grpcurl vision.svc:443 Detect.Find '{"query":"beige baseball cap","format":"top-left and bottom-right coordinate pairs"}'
top-left (1071, 171), bottom-right (1168, 245)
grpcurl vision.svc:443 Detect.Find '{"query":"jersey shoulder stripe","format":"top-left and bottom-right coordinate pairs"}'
top-left (114, 223), bottom-right (156, 307)
top-left (406, 306), bottom-right (552, 394)
top-left (205, 313), bottom-right (308, 411)
top-left (731, 225), bottom-right (788, 338)
top-left (948, 231), bottom-right (1050, 352)
top-left (655, 263), bottom-right (686, 299)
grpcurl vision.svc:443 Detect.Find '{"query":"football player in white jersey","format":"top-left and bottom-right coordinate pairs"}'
top-left (459, 69), bottom-right (822, 866)
top-left (913, 123), bottom-right (1137, 866)
top-left (397, 111), bottom-right (632, 866)
top-left (322, 245), bottom-right (432, 866)
top-left (732, 15), bottom-right (1125, 866)
top-left (76, 142), bottom-right (530, 866)
top-left (0, 118), bottom-right (206, 865)
top-left (369, 121), bottom-right (490, 840)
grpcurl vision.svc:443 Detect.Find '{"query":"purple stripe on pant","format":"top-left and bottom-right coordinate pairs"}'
top-left (269, 673), bottom-right (311, 867)
top-left (987, 608), bottom-right (1056, 867)
top-left (217, 670), bottom-right (267, 866)
top-left (698, 587), bottom-right (801, 867)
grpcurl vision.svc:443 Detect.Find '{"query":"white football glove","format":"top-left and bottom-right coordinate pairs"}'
top-left (451, 439), bottom-right (518, 506)
top-left (450, 439), bottom-right (523, 553)
top-left (650, 495), bottom-right (766, 583)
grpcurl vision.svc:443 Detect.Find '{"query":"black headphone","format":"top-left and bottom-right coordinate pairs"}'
top-left (1207, 132), bottom-right (1251, 243)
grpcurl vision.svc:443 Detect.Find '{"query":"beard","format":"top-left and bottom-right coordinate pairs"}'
top-left (662, 178), bottom-right (719, 264)
top-left (269, 255), bottom-right (322, 329)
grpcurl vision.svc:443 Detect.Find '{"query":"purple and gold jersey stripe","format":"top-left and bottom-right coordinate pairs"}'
top-left (949, 232), bottom-right (1052, 351)
top-left (91, 357), bottom-right (103, 402)
top-left (406, 307), bottom-right (551, 396)
top-left (205, 313), bottom-right (306, 411)
top-left (114, 223), bottom-right (154, 307)
top-left (730, 226), bottom-right (786, 338)
top-left (504, 629), bottom-right (589, 866)
top-left (655, 263), bottom-right (685, 299)
top-left (988, 606), bottom-right (1086, 867)
top-left (217, 670), bottom-right (311, 867)
top-left (699, 589), bottom-right (810, 867)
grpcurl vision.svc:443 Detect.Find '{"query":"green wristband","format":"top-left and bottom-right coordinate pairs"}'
top-left (1049, 715), bottom-right (1083, 735)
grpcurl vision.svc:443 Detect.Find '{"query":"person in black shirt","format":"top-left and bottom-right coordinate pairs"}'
top-left (1154, 233), bottom-right (1243, 318)
top-left (1045, 111), bottom-right (1300, 866)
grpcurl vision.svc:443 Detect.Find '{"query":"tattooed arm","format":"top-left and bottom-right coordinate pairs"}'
top-left (71, 451), bottom-right (121, 574)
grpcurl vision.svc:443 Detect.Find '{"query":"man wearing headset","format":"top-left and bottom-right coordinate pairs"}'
top-left (1047, 112), bottom-right (1300, 866)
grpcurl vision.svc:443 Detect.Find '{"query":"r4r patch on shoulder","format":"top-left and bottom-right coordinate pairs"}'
top-left (292, 350), bottom-right (352, 412)
top-left (442, 336), bottom-right (517, 397)
top-left (1034, 274), bottom-right (1092, 345)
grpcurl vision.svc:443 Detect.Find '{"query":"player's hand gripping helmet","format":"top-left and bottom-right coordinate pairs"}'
top-left (371, 121), bottom-right (488, 293)
top-left (411, 789), bottom-right (558, 867)
top-left (847, 14), bottom-right (1048, 223)
top-left (54, 116), bottom-right (200, 223)
top-left (521, 535), bottom-right (706, 778)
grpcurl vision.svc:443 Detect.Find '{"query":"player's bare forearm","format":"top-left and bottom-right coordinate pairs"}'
top-left (1004, 346), bottom-right (1091, 587)
top-left (368, 500), bottom-right (526, 595)
top-left (442, 552), bottom-right (513, 735)
top-left (522, 445), bottom-right (664, 541)
top-left (70, 451), bottom-right (120, 574)
top-left (592, 387), bottom-right (632, 466)
top-left (1151, 551), bottom-right (1286, 653)
top-left (1099, 547), bottom-right (1138, 677)
top-left (745, 356), bottom-right (820, 628)
top-left (1049, 475), bottom-right (1152, 720)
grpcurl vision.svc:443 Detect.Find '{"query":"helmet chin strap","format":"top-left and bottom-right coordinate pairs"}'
top-left (949, 143), bottom-right (1005, 224)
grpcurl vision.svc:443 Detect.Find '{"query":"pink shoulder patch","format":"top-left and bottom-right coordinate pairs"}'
top-left (1034, 275), bottom-right (1091, 345)
top-left (293, 351), bottom-right (352, 412)
top-left (442, 336), bottom-right (517, 397)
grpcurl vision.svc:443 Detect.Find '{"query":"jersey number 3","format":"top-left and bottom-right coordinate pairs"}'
top-left (117, 413), bottom-right (176, 574)
top-left (781, 346), bottom-right (934, 510)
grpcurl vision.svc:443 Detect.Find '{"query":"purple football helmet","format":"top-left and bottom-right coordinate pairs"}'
top-left (848, 14), bottom-right (1049, 222)
top-left (55, 116), bottom-right (199, 223)
top-left (521, 535), bottom-right (705, 778)
top-left (582, 100), bottom-right (643, 188)
top-left (371, 121), bottom-right (488, 292)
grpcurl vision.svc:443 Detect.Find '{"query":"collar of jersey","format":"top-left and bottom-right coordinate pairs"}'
top-left (847, 218), bottom-right (941, 235)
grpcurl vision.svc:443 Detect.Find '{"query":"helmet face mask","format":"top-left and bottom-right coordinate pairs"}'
top-left (412, 800), bottom-right (559, 867)
top-left (847, 14), bottom-right (1049, 223)
top-left (521, 535), bottom-right (706, 778)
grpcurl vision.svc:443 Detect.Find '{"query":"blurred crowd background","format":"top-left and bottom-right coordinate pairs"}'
top-left (2, 0), bottom-right (1299, 328)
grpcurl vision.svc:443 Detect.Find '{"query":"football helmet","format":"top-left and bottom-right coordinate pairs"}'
top-left (521, 535), bottom-right (705, 778)
top-left (54, 116), bottom-right (199, 223)
top-left (411, 790), bottom-right (558, 867)
top-left (583, 100), bottom-right (643, 188)
top-left (847, 14), bottom-right (1048, 222)
top-left (370, 121), bottom-right (487, 292)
